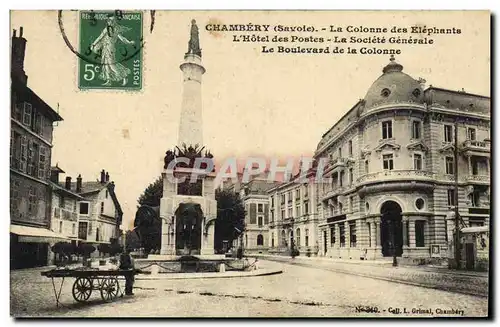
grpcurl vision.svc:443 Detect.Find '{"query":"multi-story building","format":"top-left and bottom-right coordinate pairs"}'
top-left (222, 171), bottom-right (277, 253)
top-left (267, 169), bottom-right (319, 256)
top-left (49, 166), bottom-right (82, 242)
top-left (314, 56), bottom-right (490, 261)
top-left (73, 170), bottom-right (124, 245)
top-left (10, 27), bottom-right (65, 269)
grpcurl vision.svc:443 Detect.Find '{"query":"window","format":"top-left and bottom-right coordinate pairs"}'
top-left (445, 156), bottom-right (454, 175)
top-left (338, 147), bottom-right (342, 158)
top-left (258, 216), bottom-right (263, 227)
top-left (28, 187), bottom-right (37, 214)
top-left (281, 209), bottom-right (285, 220)
top-left (100, 202), bottom-right (104, 213)
top-left (303, 186), bottom-right (308, 198)
top-left (382, 121), bottom-right (393, 139)
top-left (38, 146), bottom-right (47, 179)
top-left (304, 201), bottom-right (309, 215)
top-left (415, 221), bottom-right (425, 247)
top-left (105, 190), bottom-right (109, 199)
top-left (330, 227), bottom-right (335, 245)
top-left (305, 229), bottom-right (309, 247)
top-left (447, 189), bottom-right (456, 206)
top-left (349, 221), bottom-right (357, 247)
top-left (471, 191), bottom-right (480, 207)
top-left (288, 192), bottom-right (292, 203)
top-left (288, 207), bottom-right (292, 218)
top-left (349, 196), bottom-right (354, 212)
top-left (271, 196), bottom-right (275, 207)
top-left (405, 221), bottom-right (410, 246)
top-left (23, 102), bottom-right (32, 126)
top-left (258, 204), bottom-right (263, 213)
top-left (33, 112), bottom-right (43, 134)
top-left (412, 88), bottom-right (421, 98)
top-left (78, 222), bottom-right (88, 240)
top-left (365, 160), bottom-right (369, 173)
top-left (415, 198), bottom-right (425, 210)
top-left (59, 221), bottom-right (63, 233)
top-left (296, 228), bottom-right (301, 247)
top-left (349, 168), bottom-right (354, 185)
top-left (339, 171), bottom-right (344, 187)
top-left (383, 154), bottom-right (394, 170)
top-left (348, 140), bottom-right (353, 156)
top-left (271, 234), bottom-right (275, 247)
top-left (270, 210), bottom-right (274, 222)
top-left (72, 223), bottom-right (76, 235)
top-left (444, 125), bottom-right (453, 143)
top-left (339, 223), bottom-right (346, 247)
top-left (472, 159), bottom-right (479, 175)
top-left (412, 121), bottom-right (421, 139)
top-left (381, 88), bottom-right (391, 97)
top-left (79, 202), bottom-right (89, 215)
top-left (296, 204), bottom-right (301, 217)
top-left (281, 194), bottom-right (285, 204)
top-left (467, 128), bottom-right (476, 141)
top-left (20, 136), bottom-right (27, 173)
top-left (338, 202), bottom-right (343, 214)
top-left (257, 234), bottom-right (264, 246)
top-left (413, 153), bottom-right (422, 170)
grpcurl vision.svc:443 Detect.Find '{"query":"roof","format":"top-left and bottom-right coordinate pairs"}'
top-left (49, 181), bottom-right (84, 199)
top-left (424, 86), bottom-right (490, 115)
top-left (362, 56), bottom-right (424, 111)
top-left (71, 181), bottom-right (110, 194)
top-left (11, 77), bottom-right (63, 122)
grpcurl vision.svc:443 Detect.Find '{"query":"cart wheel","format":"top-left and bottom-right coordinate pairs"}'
top-left (72, 277), bottom-right (93, 302)
top-left (100, 277), bottom-right (120, 302)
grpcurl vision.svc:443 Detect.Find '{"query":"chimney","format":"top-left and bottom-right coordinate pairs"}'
top-left (76, 174), bottom-right (82, 193)
top-left (50, 169), bottom-right (59, 184)
top-left (11, 27), bottom-right (28, 85)
top-left (105, 172), bottom-right (110, 182)
top-left (100, 169), bottom-right (106, 183)
top-left (65, 176), bottom-right (72, 190)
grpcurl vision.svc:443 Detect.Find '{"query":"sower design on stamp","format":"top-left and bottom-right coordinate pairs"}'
top-left (78, 10), bottom-right (143, 90)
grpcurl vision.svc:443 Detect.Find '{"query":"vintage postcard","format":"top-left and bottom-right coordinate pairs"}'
top-left (9, 10), bottom-right (490, 318)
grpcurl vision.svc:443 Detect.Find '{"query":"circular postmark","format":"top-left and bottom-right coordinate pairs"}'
top-left (57, 9), bottom-right (153, 66)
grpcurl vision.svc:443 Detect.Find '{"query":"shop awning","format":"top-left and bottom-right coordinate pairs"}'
top-left (11, 224), bottom-right (68, 243)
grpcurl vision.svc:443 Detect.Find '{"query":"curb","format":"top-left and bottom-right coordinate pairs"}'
top-left (136, 269), bottom-right (282, 280)
top-left (267, 258), bottom-right (488, 298)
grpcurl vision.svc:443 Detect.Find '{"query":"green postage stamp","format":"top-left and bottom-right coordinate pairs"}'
top-left (78, 10), bottom-right (143, 90)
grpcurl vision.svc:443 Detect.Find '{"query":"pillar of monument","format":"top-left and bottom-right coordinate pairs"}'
top-left (177, 20), bottom-right (205, 148)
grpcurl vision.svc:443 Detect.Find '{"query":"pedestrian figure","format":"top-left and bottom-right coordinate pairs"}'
top-left (119, 249), bottom-right (135, 296)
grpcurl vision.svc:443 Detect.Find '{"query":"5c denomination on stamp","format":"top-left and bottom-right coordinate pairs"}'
top-left (78, 10), bottom-right (143, 90)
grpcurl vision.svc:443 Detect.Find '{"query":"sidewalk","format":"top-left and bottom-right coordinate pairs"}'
top-left (254, 254), bottom-right (489, 298)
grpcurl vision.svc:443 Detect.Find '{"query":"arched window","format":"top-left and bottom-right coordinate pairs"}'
top-left (257, 234), bottom-right (264, 246)
top-left (305, 229), bottom-right (309, 247)
top-left (281, 230), bottom-right (286, 246)
top-left (296, 228), bottom-right (301, 247)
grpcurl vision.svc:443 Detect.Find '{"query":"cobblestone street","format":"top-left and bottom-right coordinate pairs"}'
top-left (11, 259), bottom-right (488, 317)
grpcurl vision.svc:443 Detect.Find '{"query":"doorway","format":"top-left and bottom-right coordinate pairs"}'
top-left (380, 201), bottom-right (403, 257)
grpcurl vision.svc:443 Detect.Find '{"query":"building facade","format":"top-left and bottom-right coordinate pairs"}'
top-left (267, 172), bottom-right (319, 256)
top-left (314, 56), bottom-right (490, 261)
top-left (10, 27), bottom-right (65, 269)
top-left (73, 170), bottom-right (124, 245)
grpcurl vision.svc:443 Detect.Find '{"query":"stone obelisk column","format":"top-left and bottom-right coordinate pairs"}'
top-left (178, 19), bottom-right (205, 147)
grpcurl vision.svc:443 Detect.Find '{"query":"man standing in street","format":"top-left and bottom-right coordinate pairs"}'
top-left (119, 249), bottom-right (135, 296)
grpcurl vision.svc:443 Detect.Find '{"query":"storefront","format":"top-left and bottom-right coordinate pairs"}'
top-left (10, 224), bottom-right (68, 269)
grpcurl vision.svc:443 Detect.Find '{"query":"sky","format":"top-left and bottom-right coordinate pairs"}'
top-left (10, 10), bottom-right (490, 229)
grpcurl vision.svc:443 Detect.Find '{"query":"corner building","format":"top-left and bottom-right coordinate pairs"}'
top-left (315, 56), bottom-right (490, 261)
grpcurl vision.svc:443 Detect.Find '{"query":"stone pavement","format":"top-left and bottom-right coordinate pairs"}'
top-left (11, 259), bottom-right (488, 317)
top-left (253, 254), bottom-right (489, 298)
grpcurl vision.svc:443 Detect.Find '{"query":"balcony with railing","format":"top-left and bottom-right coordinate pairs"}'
top-left (357, 169), bottom-right (435, 185)
top-left (462, 139), bottom-right (491, 157)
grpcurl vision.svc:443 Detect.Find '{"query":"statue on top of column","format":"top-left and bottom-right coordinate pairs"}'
top-left (186, 19), bottom-right (202, 57)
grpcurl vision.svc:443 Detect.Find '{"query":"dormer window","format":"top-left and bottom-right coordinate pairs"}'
top-left (412, 89), bottom-right (421, 97)
top-left (381, 88), bottom-right (391, 97)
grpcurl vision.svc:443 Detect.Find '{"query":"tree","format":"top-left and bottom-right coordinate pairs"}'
top-left (125, 230), bottom-right (141, 251)
top-left (137, 176), bottom-right (163, 207)
top-left (214, 189), bottom-right (245, 253)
